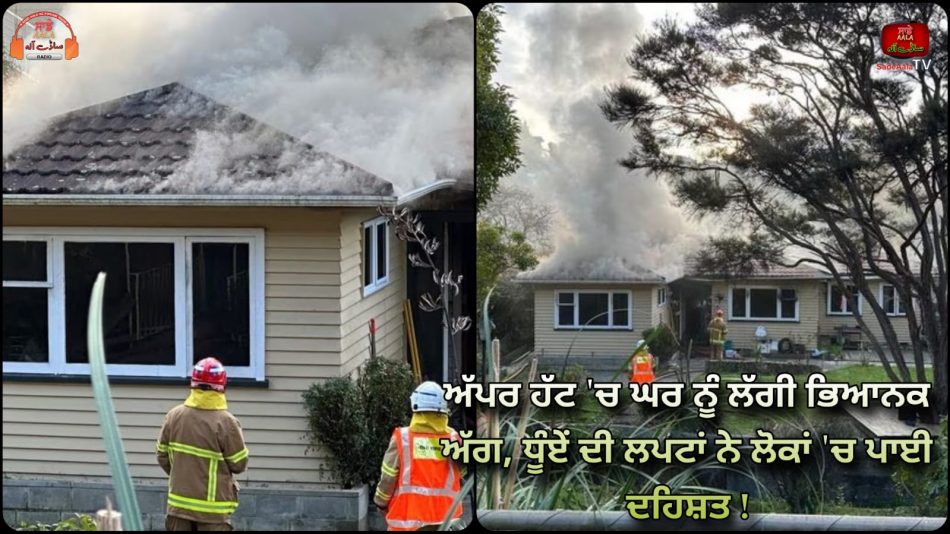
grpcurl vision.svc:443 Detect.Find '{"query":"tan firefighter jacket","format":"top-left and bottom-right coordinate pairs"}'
top-left (157, 389), bottom-right (249, 523)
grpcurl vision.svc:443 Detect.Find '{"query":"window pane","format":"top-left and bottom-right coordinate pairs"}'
top-left (65, 242), bottom-right (176, 365)
top-left (3, 287), bottom-right (48, 362)
top-left (193, 243), bottom-right (250, 368)
top-left (750, 289), bottom-right (777, 318)
top-left (363, 226), bottom-right (373, 286)
top-left (732, 288), bottom-right (746, 317)
top-left (376, 223), bottom-right (387, 282)
top-left (830, 285), bottom-right (853, 313)
top-left (780, 289), bottom-right (797, 318)
top-left (883, 285), bottom-right (896, 314)
top-left (3, 241), bottom-right (47, 281)
top-left (558, 293), bottom-right (574, 305)
top-left (612, 293), bottom-right (629, 326)
top-left (578, 293), bottom-right (609, 326)
top-left (557, 305), bottom-right (574, 326)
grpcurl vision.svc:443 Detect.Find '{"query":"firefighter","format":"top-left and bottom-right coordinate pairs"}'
top-left (708, 308), bottom-right (729, 361)
top-left (629, 340), bottom-right (656, 384)
top-left (374, 381), bottom-right (464, 531)
top-left (157, 357), bottom-right (249, 531)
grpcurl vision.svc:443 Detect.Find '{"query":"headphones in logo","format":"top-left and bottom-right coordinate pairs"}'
top-left (10, 11), bottom-right (78, 60)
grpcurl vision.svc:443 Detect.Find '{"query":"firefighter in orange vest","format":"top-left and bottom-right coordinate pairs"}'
top-left (629, 339), bottom-right (656, 384)
top-left (708, 308), bottom-right (729, 361)
top-left (374, 381), bottom-right (464, 531)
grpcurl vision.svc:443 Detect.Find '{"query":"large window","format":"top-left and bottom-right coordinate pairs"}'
top-left (363, 217), bottom-right (390, 296)
top-left (555, 290), bottom-right (631, 329)
top-left (827, 283), bottom-right (861, 315)
top-left (730, 287), bottom-right (798, 321)
top-left (2, 229), bottom-right (264, 378)
top-left (880, 284), bottom-right (907, 316)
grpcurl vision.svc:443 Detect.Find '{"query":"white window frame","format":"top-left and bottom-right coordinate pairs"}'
top-left (362, 217), bottom-right (390, 297)
top-left (657, 287), bottom-right (667, 306)
top-left (878, 283), bottom-right (907, 316)
top-left (554, 290), bottom-right (632, 330)
top-left (728, 286), bottom-right (799, 322)
top-left (826, 282), bottom-right (863, 316)
top-left (2, 227), bottom-right (265, 380)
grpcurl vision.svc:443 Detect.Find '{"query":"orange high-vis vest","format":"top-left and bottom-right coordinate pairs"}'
top-left (385, 427), bottom-right (462, 531)
top-left (630, 353), bottom-right (655, 384)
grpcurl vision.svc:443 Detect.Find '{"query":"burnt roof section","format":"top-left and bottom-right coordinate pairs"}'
top-left (517, 257), bottom-right (665, 284)
top-left (3, 82), bottom-right (393, 197)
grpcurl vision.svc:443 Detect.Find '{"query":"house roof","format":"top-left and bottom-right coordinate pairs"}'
top-left (516, 257), bottom-right (665, 285)
top-left (2, 82), bottom-right (395, 204)
top-left (674, 259), bottom-right (829, 281)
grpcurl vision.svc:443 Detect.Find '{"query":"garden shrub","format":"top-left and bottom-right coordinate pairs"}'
top-left (892, 417), bottom-right (948, 516)
top-left (17, 514), bottom-right (97, 531)
top-left (641, 324), bottom-right (677, 368)
top-left (303, 357), bottom-right (414, 489)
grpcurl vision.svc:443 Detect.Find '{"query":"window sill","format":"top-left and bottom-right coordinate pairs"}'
top-left (362, 278), bottom-right (390, 298)
top-left (826, 312), bottom-right (860, 316)
top-left (729, 318), bottom-right (800, 323)
top-left (553, 326), bottom-right (633, 331)
top-left (1, 374), bottom-right (269, 387)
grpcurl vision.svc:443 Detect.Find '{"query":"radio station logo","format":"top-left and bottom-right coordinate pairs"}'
top-left (9, 11), bottom-right (78, 61)
top-left (876, 22), bottom-right (932, 72)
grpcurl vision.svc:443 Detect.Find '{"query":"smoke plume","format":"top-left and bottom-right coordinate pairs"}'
top-left (2, 3), bottom-right (473, 194)
top-left (494, 4), bottom-right (706, 280)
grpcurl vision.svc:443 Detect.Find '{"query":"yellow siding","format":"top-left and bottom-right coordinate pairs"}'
top-left (338, 210), bottom-right (406, 378)
top-left (817, 281), bottom-right (912, 345)
top-left (710, 280), bottom-right (821, 350)
top-left (533, 284), bottom-right (660, 357)
top-left (2, 205), bottom-right (405, 489)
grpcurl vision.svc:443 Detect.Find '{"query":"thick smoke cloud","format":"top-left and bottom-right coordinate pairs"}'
top-left (496, 4), bottom-right (706, 280)
top-left (2, 3), bottom-right (473, 194)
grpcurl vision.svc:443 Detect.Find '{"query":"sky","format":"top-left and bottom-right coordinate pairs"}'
top-left (494, 3), bottom-right (732, 280)
top-left (2, 3), bottom-right (473, 194)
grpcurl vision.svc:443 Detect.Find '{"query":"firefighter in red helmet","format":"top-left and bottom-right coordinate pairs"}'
top-left (157, 357), bottom-right (249, 531)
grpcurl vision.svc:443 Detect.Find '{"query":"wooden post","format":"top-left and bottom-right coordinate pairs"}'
top-left (95, 497), bottom-right (123, 531)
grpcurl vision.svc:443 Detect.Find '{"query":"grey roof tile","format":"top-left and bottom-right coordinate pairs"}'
top-left (3, 82), bottom-right (393, 197)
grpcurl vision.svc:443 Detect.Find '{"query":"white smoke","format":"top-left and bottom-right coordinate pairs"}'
top-left (495, 4), bottom-right (708, 281)
top-left (2, 3), bottom-right (473, 194)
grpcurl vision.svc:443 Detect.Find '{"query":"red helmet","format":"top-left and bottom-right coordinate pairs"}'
top-left (192, 357), bottom-right (227, 392)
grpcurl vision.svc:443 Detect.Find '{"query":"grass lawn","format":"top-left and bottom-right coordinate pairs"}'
top-left (824, 364), bottom-right (934, 385)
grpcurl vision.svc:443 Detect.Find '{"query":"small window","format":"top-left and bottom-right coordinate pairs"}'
top-left (555, 291), bottom-right (631, 329)
top-left (363, 218), bottom-right (390, 296)
top-left (3, 240), bottom-right (51, 363)
top-left (657, 287), bottom-right (667, 306)
top-left (731, 288), bottom-right (747, 318)
top-left (192, 243), bottom-right (250, 367)
top-left (828, 283), bottom-right (860, 315)
top-left (556, 293), bottom-right (575, 327)
top-left (881, 285), bottom-right (906, 316)
top-left (612, 293), bottom-right (630, 327)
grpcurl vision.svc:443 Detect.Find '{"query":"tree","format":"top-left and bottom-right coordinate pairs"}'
top-left (476, 4), bottom-right (522, 210)
top-left (603, 3), bottom-right (947, 415)
top-left (480, 183), bottom-right (556, 255)
top-left (477, 222), bottom-right (538, 305)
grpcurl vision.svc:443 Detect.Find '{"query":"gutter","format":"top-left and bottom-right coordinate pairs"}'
top-left (477, 510), bottom-right (943, 531)
top-left (396, 179), bottom-right (459, 207)
top-left (2, 193), bottom-right (397, 208)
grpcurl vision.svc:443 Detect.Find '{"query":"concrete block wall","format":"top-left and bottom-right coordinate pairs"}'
top-left (2, 479), bottom-right (367, 531)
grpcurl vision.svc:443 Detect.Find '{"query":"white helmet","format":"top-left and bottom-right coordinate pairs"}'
top-left (411, 381), bottom-right (449, 413)
top-left (637, 339), bottom-right (649, 352)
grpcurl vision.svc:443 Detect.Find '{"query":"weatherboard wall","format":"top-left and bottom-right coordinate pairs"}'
top-left (1, 204), bottom-right (403, 489)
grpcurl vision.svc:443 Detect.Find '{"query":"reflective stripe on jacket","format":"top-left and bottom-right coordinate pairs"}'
top-left (157, 391), bottom-right (249, 523)
top-left (383, 426), bottom-right (462, 531)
